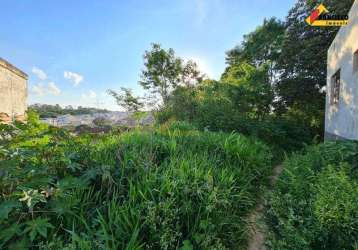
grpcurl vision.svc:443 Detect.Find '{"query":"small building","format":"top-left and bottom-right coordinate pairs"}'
top-left (325, 1), bottom-right (358, 140)
top-left (0, 58), bottom-right (28, 123)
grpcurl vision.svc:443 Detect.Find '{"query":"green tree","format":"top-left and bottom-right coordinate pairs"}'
top-left (165, 85), bottom-right (198, 122)
top-left (107, 88), bottom-right (143, 113)
top-left (140, 43), bottom-right (183, 105)
top-left (161, 63), bottom-right (274, 129)
top-left (140, 44), bottom-right (204, 106)
top-left (181, 60), bottom-right (204, 87)
top-left (224, 17), bottom-right (285, 84)
top-left (222, 63), bottom-right (274, 119)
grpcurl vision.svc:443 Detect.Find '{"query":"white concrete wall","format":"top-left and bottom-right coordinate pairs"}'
top-left (325, 0), bottom-right (358, 140)
top-left (0, 59), bottom-right (28, 122)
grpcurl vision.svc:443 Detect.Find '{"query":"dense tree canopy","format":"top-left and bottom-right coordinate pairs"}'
top-left (274, 0), bottom-right (354, 133)
top-left (225, 17), bottom-right (285, 67)
top-left (223, 18), bottom-right (285, 85)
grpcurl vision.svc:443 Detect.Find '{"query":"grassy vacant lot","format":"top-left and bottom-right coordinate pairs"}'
top-left (266, 141), bottom-right (358, 250)
top-left (0, 117), bottom-right (272, 249)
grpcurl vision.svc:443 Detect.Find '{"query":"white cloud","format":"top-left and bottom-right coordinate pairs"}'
top-left (31, 82), bottom-right (61, 96)
top-left (81, 90), bottom-right (97, 99)
top-left (32, 67), bottom-right (47, 80)
top-left (64, 71), bottom-right (84, 86)
top-left (31, 83), bottom-right (46, 96)
top-left (47, 82), bottom-right (61, 96)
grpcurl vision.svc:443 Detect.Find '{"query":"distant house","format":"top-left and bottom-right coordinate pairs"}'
top-left (325, 1), bottom-right (358, 140)
top-left (0, 58), bottom-right (28, 123)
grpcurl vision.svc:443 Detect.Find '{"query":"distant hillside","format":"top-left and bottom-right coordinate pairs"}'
top-left (40, 112), bottom-right (154, 127)
top-left (29, 103), bottom-right (110, 118)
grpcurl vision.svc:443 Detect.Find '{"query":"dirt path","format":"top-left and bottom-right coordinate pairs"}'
top-left (247, 164), bottom-right (284, 250)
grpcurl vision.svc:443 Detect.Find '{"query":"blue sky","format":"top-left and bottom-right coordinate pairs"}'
top-left (1, 0), bottom-right (295, 110)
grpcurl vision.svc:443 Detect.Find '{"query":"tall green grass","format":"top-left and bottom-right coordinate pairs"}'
top-left (0, 120), bottom-right (272, 249)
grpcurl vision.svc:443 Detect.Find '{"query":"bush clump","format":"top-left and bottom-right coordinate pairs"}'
top-left (266, 141), bottom-right (358, 249)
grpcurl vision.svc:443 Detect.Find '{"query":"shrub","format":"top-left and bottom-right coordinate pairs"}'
top-left (250, 117), bottom-right (312, 152)
top-left (155, 80), bottom-right (313, 152)
top-left (166, 121), bottom-right (198, 132)
top-left (266, 141), bottom-right (358, 249)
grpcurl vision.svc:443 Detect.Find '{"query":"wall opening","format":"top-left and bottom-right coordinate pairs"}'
top-left (354, 49), bottom-right (358, 74)
top-left (331, 69), bottom-right (341, 106)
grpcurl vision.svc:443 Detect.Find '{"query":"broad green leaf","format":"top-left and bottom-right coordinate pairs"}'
top-left (24, 217), bottom-right (54, 241)
top-left (0, 200), bottom-right (21, 220)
